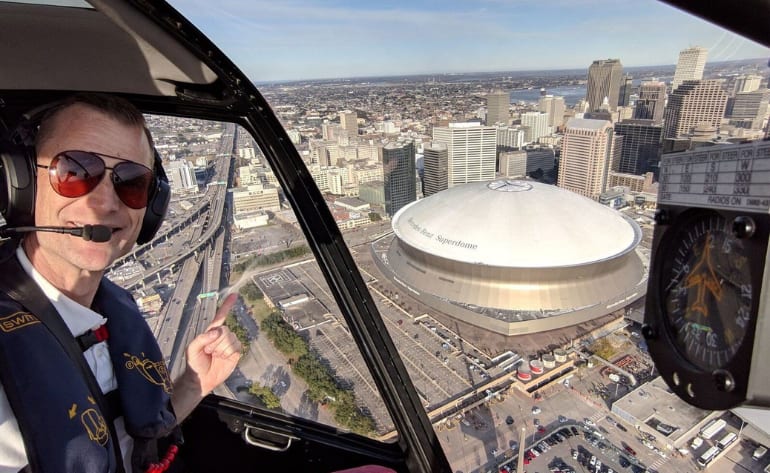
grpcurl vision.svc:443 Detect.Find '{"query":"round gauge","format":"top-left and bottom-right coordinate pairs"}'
top-left (661, 211), bottom-right (753, 371)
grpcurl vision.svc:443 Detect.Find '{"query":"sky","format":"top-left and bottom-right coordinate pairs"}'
top-left (167, 0), bottom-right (770, 83)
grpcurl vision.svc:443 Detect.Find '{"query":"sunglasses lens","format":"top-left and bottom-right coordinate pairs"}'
top-left (49, 151), bottom-right (105, 198)
top-left (47, 151), bottom-right (152, 209)
top-left (112, 162), bottom-right (152, 209)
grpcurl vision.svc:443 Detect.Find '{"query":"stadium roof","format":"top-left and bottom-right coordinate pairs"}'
top-left (392, 179), bottom-right (641, 268)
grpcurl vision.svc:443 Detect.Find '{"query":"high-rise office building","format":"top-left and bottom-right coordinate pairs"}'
top-left (618, 74), bottom-right (633, 107)
top-left (538, 95), bottom-right (566, 128)
top-left (558, 118), bottom-right (621, 199)
top-left (726, 90), bottom-right (770, 129)
top-left (525, 148), bottom-right (556, 175)
top-left (432, 123), bottom-right (497, 187)
top-left (733, 74), bottom-right (763, 94)
top-left (497, 127), bottom-right (526, 150)
top-left (663, 79), bottom-right (728, 139)
top-left (613, 119), bottom-right (663, 175)
top-left (672, 46), bottom-right (708, 91)
top-left (520, 111), bottom-right (551, 143)
top-left (585, 59), bottom-right (623, 112)
top-left (633, 81), bottom-right (667, 124)
top-left (486, 90), bottom-right (510, 126)
top-left (498, 150), bottom-right (527, 177)
top-left (381, 139), bottom-right (417, 217)
top-left (339, 110), bottom-right (358, 137)
top-left (422, 142), bottom-right (449, 197)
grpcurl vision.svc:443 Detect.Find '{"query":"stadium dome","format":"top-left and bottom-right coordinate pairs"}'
top-left (371, 179), bottom-right (648, 336)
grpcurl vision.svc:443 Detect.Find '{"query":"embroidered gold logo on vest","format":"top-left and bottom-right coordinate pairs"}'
top-left (0, 311), bottom-right (39, 332)
top-left (124, 353), bottom-right (172, 393)
top-left (81, 408), bottom-right (109, 446)
top-left (69, 398), bottom-right (108, 446)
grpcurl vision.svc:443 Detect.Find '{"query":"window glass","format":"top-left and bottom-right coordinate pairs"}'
top-left (164, 1), bottom-right (770, 471)
top-left (108, 117), bottom-right (394, 439)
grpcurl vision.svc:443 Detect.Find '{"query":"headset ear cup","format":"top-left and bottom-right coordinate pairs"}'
top-left (0, 141), bottom-right (36, 228)
top-left (136, 151), bottom-right (169, 245)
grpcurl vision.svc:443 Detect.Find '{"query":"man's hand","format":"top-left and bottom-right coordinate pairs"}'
top-left (172, 293), bottom-right (243, 421)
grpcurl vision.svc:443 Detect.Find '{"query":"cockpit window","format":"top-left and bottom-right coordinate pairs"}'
top-left (151, 1), bottom-right (770, 471)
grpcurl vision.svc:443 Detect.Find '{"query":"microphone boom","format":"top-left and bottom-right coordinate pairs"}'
top-left (0, 224), bottom-right (112, 242)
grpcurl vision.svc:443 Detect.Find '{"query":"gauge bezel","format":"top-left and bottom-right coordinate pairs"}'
top-left (645, 205), bottom-right (769, 410)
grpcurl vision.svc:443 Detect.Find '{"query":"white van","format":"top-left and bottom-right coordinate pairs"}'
top-left (753, 445), bottom-right (767, 460)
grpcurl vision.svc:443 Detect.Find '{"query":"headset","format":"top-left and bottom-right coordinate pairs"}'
top-left (0, 99), bottom-right (170, 245)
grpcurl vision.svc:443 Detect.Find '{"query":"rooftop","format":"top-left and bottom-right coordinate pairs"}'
top-left (392, 179), bottom-right (641, 268)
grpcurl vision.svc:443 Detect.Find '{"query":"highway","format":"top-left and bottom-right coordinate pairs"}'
top-left (115, 124), bottom-right (236, 381)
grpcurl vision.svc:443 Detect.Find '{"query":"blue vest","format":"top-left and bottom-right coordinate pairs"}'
top-left (0, 257), bottom-right (178, 472)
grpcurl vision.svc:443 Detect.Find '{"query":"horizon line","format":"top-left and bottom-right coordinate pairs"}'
top-left (253, 56), bottom-right (768, 86)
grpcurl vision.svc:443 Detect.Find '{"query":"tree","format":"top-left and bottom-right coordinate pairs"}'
top-left (590, 338), bottom-right (616, 360)
top-left (248, 384), bottom-right (282, 410)
top-left (240, 283), bottom-right (263, 301)
top-left (225, 314), bottom-right (250, 354)
top-left (368, 212), bottom-right (382, 222)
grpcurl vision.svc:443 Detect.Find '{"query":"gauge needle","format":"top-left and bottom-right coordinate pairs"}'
top-left (685, 234), bottom-right (723, 316)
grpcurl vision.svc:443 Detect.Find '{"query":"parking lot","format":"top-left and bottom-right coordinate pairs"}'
top-left (239, 221), bottom-right (770, 473)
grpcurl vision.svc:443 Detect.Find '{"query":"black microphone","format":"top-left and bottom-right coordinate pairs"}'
top-left (0, 224), bottom-right (113, 242)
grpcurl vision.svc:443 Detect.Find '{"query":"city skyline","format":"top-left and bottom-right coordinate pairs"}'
top-left (167, 0), bottom-right (770, 82)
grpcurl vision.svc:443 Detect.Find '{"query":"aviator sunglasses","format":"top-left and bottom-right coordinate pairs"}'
top-left (36, 150), bottom-right (154, 209)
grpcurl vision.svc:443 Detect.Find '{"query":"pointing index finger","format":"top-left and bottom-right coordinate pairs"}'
top-left (207, 292), bottom-right (238, 330)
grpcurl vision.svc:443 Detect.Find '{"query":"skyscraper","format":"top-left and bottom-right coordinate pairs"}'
top-left (663, 79), bottom-right (728, 139)
top-left (585, 59), bottom-right (623, 112)
top-left (633, 81), bottom-right (667, 124)
top-left (497, 127), bottom-right (526, 150)
top-left (671, 46), bottom-right (708, 91)
top-left (538, 95), bottom-right (566, 128)
top-left (520, 112), bottom-right (551, 143)
top-left (558, 118), bottom-right (621, 199)
top-left (613, 119), bottom-right (663, 175)
top-left (339, 110), bottom-right (358, 137)
top-left (498, 150), bottom-right (527, 178)
top-left (486, 90), bottom-right (510, 126)
top-left (381, 139), bottom-right (417, 217)
top-left (432, 123), bottom-right (497, 187)
top-left (733, 74), bottom-right (763, 94)
top-left (618, 74), bottom-right (633, 107)
top-left (726, 90), bottom-right (770, 129)
top-left (422, 142), bottom-right (449, 197)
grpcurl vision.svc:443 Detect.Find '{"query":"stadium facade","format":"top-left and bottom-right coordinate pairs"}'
top-left (371, 179), bottom-right (648, 336)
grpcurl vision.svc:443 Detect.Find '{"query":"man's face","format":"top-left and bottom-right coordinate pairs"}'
top-left (30, 103), bottom-right (151, 274)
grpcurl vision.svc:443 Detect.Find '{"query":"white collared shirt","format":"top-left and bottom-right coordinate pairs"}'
top-left (0, 246), bottom-right (134, 472)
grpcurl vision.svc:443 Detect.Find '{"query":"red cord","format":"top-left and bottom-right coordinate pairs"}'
top-left (144, 444), bottom-right (179, 473)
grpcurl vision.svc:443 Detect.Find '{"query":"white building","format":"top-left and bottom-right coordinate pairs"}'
top-left (497, 126), bottom-right (526, 149)
top-left (166, 160), bottom-right (198, 193)
top-left (520, 112), bottom-right (552, 144)
top-left (432, 123), bottom-right (497, 188)
top-left (231, 184), bottom-right (281, 214)
top-left (538, 95), bottom-right (566, 128)
top-left (672, 46), bottom-right (708, 91)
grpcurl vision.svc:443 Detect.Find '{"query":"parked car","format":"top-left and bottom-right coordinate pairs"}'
top-left (624, 444), bottom-right (637, 456)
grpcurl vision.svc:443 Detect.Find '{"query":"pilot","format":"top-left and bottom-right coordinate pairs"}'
top-left (0, 93), bottom-right (242, 472)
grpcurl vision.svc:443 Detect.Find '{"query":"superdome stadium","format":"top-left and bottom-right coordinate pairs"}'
top-left (371, 179), bottom-right (648, 336)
